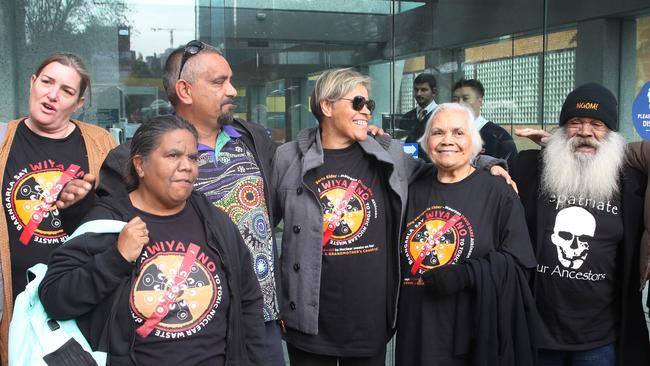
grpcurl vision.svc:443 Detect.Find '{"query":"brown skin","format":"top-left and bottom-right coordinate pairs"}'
top-left (129, 129), bottom-right (199, 216)
top-left (319, 84), bottom-right (373, 149)
top-left (55, 174), bottom-right (95, 209)
top-left (56, 52), bottom-right (233, 208)
top-left (414, 82), bottom-right (436, 109)
top-left (116, 216), bottom-right (149, 263)
top-left (564, 117), bottom-right (609, 154)
top-left (426, 108), bottom-right (476, 183)
top-left (120, 129), bottom-right (199, 262)
top-left (174, 52), bottom-right (237, 148)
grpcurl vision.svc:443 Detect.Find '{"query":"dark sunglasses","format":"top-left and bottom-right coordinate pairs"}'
top-left (178, 40), bottom-right (205, 79)
top-left (339, 96), bottom-right (375, 113)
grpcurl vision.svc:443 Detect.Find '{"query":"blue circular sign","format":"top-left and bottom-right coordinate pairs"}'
top-left (632, 81), bottom-right (650, 140)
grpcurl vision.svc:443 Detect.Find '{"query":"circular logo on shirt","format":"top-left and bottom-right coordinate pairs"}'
top-left (317, 175), bottom-right (377, 248)
top-left (130, 247), bottom-right (223, 337)
top-left (322, 188), bottom-right (366, 241)
top-left (7, 169), bottom-right (67, 242)
top-left (402, 205), bottom-right (475, 275)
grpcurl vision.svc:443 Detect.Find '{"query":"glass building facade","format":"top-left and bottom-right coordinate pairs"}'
top-left (2, 0), bottom-right (650, 361)
top-left (1, 0), bottom-right (649, 147)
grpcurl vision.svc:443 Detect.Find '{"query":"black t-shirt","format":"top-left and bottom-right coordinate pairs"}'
top-left (129, 204), bottom-right (229, 366)
top-left (285, 143), bottom-right (391, 356)
top-left (396, 169), bottom-right (535, 366)
top-left (535, 193), bottom-right (622, 351)
top-left (2, 121), bottom-right (88, 298)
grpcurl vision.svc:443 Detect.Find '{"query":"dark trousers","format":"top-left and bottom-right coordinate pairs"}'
top-left (265, 320), bottom-right (288, 366)
top-left (538, 343), bottom-right (615, 366)
top-left (287, 343), bottom-right (386, 366)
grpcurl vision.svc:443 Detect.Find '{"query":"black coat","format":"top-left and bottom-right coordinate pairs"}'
top-left (455, 252), bottom-right (537, 366)
top-left (479, 121), bottom-right (518, 168)
top-left (511, 150), bottom-right (650, 366)
top-left (403, 108), bottom-right (433, 163)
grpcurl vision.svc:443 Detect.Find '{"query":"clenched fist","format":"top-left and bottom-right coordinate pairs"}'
top-left (117, 216), bottom-right (149, 262)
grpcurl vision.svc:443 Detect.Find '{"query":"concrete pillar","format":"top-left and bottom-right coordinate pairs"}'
top-left (575, 18), bottom-right (621, 94)
top-left (0, 0), bottom-right (18, 122)
top-left (575, 18), bottom-right (641, 141)
top-left (619, 19), bottom-right (639, 141)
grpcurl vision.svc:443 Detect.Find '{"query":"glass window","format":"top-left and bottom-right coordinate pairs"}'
top-left (3, 1), bottom-right (649, 145)
top-left (3, 0), bottom-right (650, 364)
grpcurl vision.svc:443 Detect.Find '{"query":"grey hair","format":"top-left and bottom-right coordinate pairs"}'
top-left (418, 103), bottom-right (483, 159)
top-left (162, 42), bottom-right (223, 107)
top-left (310, 68), bottom-right (371, 123)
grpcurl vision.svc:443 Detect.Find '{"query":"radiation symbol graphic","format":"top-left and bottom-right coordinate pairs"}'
top-left (408, 219), bottom-right (460, 271)
top-left (11, 169), bottom-right (65, 237)
top-left (131, 254), bottom-right (218, 332)
top-left (321, 187), bottom-right (367, 243)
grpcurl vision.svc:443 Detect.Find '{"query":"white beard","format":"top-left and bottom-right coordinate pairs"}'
top-left (540, 127), bottom-right (626, 203)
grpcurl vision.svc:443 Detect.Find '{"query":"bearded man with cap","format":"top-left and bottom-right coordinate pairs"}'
top-left (511, 83), bottom-right (650, 366)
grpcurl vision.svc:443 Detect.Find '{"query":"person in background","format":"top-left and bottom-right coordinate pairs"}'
top-left (39, 115), bottom-right (265, 365)
top-left (452, 78), bottom-right (518, 166)
top-left (404, 73), bottom-right (438, 162)
top-left (396, 103), bottom-right (537, 365)
top-left (0, 52), bottom-right (116, 365)
top-left (402, 73), bottom-right (438, 135)
top-left (511, 83), bottom-right (650, 366)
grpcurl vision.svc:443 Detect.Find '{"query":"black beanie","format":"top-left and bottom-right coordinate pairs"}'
top-left (559, 83), bottom-right (618, 131)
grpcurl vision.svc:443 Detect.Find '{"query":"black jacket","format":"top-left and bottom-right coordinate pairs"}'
top-left (511, 150), bottom-right (650, 366)
top-left (456, 252), bottom-right (537, 366)
top-left (39, 192), bottom-right (266, 366)
top-left (404, 108), bottom-right (433, 163)
top-left (479, 121), bottom-right (517, 168)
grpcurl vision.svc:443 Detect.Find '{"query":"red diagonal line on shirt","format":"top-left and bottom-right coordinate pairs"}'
top-left (136, 243), bottom-right (201, 338)
top-left (19, 164), bottom-right (80, 245)
top-left (322, 180), bottom-right (359, 246)
top-left (410, 214), bottom-right (461, 275)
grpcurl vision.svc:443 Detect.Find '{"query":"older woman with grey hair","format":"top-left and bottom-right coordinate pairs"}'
top-left (395, 103), bottom-right (538, 366)
top-left (272, 68), bottom-right (420, 365)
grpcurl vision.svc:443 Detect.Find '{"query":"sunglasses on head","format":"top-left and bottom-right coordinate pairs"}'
top-left (178, 40), bottom-right (205, 79)
top-left (339, 96), bottom-right (375, 113)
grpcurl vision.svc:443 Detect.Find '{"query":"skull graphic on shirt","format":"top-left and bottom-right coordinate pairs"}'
top-left (550, 206), bottom-right (596, 270)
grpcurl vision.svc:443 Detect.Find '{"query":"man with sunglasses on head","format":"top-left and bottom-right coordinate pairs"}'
top-left (272, 68), bottom-right (421, 365)
top-left (58, 40), bottom-right (284, 365)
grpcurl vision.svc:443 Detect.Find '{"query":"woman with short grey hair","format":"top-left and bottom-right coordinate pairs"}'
top-left (395, 103), bottom-right (537, 365)
top-left (273, 68), bottom-right (419, 365)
